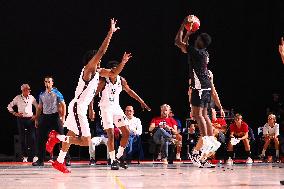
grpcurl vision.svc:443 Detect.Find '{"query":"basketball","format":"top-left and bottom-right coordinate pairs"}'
top-left (184, 15), bottom-right (200, 32)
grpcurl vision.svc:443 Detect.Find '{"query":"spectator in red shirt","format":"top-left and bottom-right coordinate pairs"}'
top-left (211, 108), bottom-right (227, 136)
top-left (149, 104), bottom-right (177, 164)
top-left (227, 114), bottom-right (252, 164)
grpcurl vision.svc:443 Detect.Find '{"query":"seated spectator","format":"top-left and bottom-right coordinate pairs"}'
top-left (89, 120), bottom-right (109, 166)
top-left (212, 108), bottom-right (227, 134)
top-left (125, 105), bottom-right (144, 162)
top-left (227, 113), bottom-right (253, 165)
top-left (211, 108), bottom-right (227, 144)
top-left (169, 110), bottom-right (183, 160)
top-left (185, 122), bottom-right (199, 158)
top-left (261, 114), bottom-right (280, 161)
top-left (149, 104), bottom-right (177, 164)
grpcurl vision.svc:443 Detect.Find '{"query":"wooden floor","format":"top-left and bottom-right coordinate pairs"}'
top-left (0, 161), bottom-right (284, 189)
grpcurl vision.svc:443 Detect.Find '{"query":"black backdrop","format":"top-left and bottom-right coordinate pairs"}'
top-left (0, 0), bottom-right (284, 156)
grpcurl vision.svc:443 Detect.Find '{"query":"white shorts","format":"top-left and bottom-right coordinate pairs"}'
top-left (100, 105), bottom-right (128, 130)
top-left (64, 101), bottom-right (91, 137)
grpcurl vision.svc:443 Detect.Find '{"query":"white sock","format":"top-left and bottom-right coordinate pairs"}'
top-left (276, 150), bottom-right (279, 157)
top-left (56, 135), bottom-right (70, 143)
top-left (89, 144), bottom-right (95, 159)
top-left (262, 150), bottom-right (266, 156)
top-left (109, 151), bottom-right (115, 164)
top-left (57, 150), bottom-right (67, 163)
top-left (116, 146), bottom-right (125, 159)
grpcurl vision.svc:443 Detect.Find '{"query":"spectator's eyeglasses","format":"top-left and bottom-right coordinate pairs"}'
top-left (268, 117), bottom-right (273, 120)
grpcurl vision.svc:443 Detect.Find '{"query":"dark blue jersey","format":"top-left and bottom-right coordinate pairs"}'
top-left (187, 46), bottom-right (211, 89)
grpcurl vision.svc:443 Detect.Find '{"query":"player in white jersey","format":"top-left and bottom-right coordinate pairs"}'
top-left (89, 60), bottom-right (151, 170)
top-left (45, 19), bottom-right (132, 173)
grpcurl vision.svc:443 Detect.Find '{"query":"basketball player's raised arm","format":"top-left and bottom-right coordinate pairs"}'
top-left (84, 19), bottom-right (120, 80)
top-left (279, 37), bottom-right (284, 64)
top-left (175, 17), bottom-right (192, 53)
top-left (121, 77), bottom-right (151, 111)
top-left (99, 52), bottom-right (132, 78)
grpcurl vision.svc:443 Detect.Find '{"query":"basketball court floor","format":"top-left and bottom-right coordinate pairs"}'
top-left (0, 161), bottom-right (284, 189)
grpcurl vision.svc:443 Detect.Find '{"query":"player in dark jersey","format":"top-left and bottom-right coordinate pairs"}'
top-left (175, 16), bottom-right (219, 167)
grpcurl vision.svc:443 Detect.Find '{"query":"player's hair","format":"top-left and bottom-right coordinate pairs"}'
top-left (160, 104), bottom-right (171, 110)
top-left (106, 60), bottom-right (119, 69)
top-left (44, 75), bottom-right (54, 82)
top-left (199, 33), bottom-right (212, 48)
top-left (82, 49), bottom-right (98, 65)
top-left (234, 113), bottom-right (242, 119)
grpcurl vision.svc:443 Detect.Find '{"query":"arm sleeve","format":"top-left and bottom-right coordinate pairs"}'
top-left (31, 95), bottom-right (38, 107)
top-left (54, 89), bottom-right (65, 103)
top-left (229, 124), bottom-right (234, 133)
top-left (7, 96), bottom-right (17, 112)
top-left (150, 118), bottom-right (156, 125)
top-left (136, 118), bottom-right (143, 136)
top-left (38, 93), bottom-right (43, 105)
top-left (275, 124), bottom-right (280, 136)
top-left (263, 124), bottom-right (268, 135)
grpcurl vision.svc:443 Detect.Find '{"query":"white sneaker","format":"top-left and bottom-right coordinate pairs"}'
top-left (32, 156), bottom-right (38, 163)
top-left (176, 153), bottom-right (181, 160)
top-left (200, 160), bottom-right (216, 168)
top-left (23, 157), bottom-right (28, 163)
top-left (226, 157), bottom-right (234, 166)
top-left (189, 151), bottom-right (202, 167)
top-left (246, 157), bottom-right (253, 164)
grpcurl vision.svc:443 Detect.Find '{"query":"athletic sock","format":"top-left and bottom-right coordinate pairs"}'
top-left (109, 151), bottom-right (115, 164)
top-left (57, 150), bottom-right (67, 163)
top-left (116, 146), bottom-right (125, 159)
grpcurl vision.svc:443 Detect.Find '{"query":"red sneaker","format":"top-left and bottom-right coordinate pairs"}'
top-left (46, 130), bottom-right (60, 153)
top-left (52, 160), bottom-right (71, 173)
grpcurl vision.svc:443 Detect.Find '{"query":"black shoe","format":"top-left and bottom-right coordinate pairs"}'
top-left (65, 159), bottom-right (71, 166)
top-left (107, 158), bottom-right (111, 165)
top-left (274, 157), bottom-right (281, 163)
top-left (89, 158), bottom-right (96, 166)
top-left (111, 160), bottom-right (119, 170)
top-left (32, 161), bottom-right (44, 166)
top-left (118, 157), bottom-right (128, 169)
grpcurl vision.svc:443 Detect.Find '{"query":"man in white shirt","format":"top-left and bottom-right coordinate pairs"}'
top-left (7, 84), bottom-right (38, 163)
top-left (125, 106), bottom-right (143, 162)
top-left (261, 114), bottom-right (280, 160)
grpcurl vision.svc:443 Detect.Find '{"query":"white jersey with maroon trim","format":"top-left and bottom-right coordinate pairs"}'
top-left (72, 67), bottom-right (99, 108)
top-left (99, 75), bottom-right (122, 108)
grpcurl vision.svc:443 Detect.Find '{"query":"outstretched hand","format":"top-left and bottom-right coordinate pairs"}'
top-left (121, 52), bottom-right (132, 64)
top-left (110, 18), bottom-right (120, 33)
top-left (141, 102), bottom-right (151, 112)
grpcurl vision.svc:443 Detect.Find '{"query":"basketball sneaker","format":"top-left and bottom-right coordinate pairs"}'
top-left (52, 160), bottom-right (71, 173)
top-left (46, 130), bottom-right (60, 153)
